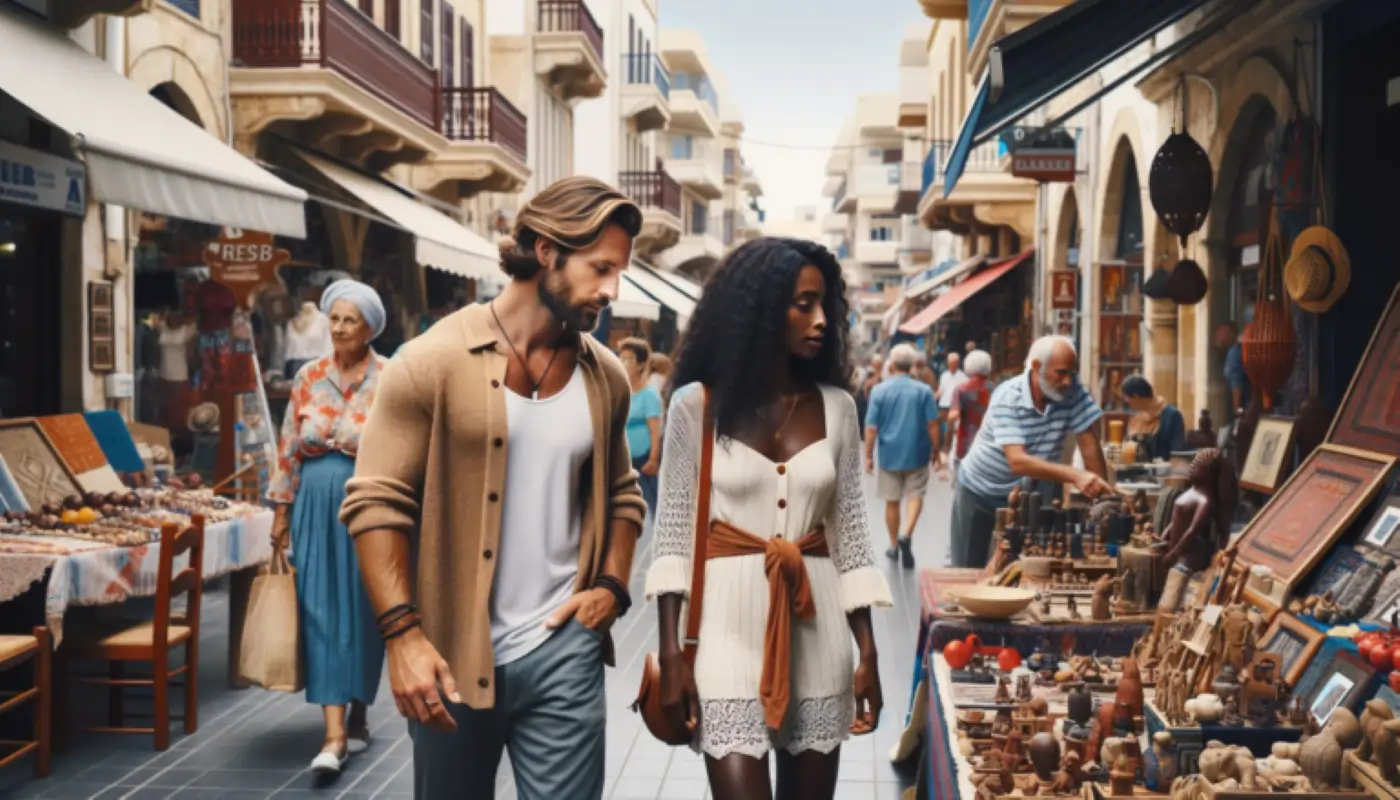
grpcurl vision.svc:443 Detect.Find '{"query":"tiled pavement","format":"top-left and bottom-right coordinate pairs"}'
top-left (0, 474), bottom-right (955, 799)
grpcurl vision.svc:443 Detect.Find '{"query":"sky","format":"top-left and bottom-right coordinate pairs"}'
top-left (659, 0), bottom-right (922, 222)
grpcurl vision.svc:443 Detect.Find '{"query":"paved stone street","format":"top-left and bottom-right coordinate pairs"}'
top-left (0, 473), bottom-right (954, 800)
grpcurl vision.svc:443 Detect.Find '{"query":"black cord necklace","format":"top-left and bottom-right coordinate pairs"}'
top-left (490, 301), bottom-right (564, 400)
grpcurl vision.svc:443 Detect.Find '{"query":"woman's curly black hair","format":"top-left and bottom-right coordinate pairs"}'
top-left (671, 236), bottom-right (852, 439)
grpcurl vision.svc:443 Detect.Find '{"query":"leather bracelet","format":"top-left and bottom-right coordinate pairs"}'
top-left (382, 617), bottom-right (421, 642)
top-left (378, 603), bottom-right (417, 628)
top-left (593, 574), bottom-right (631, 618)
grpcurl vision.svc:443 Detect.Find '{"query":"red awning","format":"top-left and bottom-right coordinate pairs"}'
top-left (898, 250), bottom-right (1034, 335)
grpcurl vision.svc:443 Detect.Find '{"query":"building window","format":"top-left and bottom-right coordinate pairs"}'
top-left (442, 4), bottom-right (455, 87)
top-left (690, 201), bottom-right (706, 234)
top-left (384, 0), bottom-right (400, 38)
top-left (723, 148), bottom-right (736, 177)
top-left (166, 0), bottom-right (199, 19)
top-left (671, 136), bottom-right (694, 160)
top-left (358, 0), bottom-right (372, 17)
top-left (461, 19), bottom-right (474, 87)
top-left (420, 0), bottom-right (434, 63)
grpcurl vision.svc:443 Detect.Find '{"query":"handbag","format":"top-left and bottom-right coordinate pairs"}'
top-left (632, 387), bottom-right (714, 745)
top-left (238, 542), bottom-right (304, 693)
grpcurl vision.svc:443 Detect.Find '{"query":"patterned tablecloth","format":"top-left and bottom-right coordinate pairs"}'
top-left (0, 510), bottom-right (274, 646)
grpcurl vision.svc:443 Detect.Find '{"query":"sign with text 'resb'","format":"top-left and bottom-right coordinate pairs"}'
top-left (1012, 147), bottom-right (1076, 183)
top-left (203, 228), bottom-right (290, 310)
top-left (0, 140), bottom-right (86, 216)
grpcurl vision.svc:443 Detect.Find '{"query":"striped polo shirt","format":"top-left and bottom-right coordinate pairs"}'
top-left (957, 372), bottom-right (1103, 498)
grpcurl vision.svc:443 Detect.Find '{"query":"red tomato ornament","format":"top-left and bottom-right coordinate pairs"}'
top-left (944, 640), bottom-right (972, 670)
top-left (997, 649), bottom-right (1022, 672)
top-left (1371, 643), bottom-right (1394, 672)
top-left (1390, 646), bottom-right (1400, 674)
top-left (966, 634), bottom-right (983, 653)
top-left (1390, 671), bottom-right (1400, 694)
top-left (1360, 638), bottom-right (1379, 662)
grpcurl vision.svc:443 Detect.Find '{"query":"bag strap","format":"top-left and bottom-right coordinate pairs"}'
top-left (681, 386), bottom-right (715, 666)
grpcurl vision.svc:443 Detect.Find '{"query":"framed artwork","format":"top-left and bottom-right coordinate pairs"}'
top-left (88, 280), bottom-right (113, 311)
top-left (1301, 648), bottom-right (1376, 725)
top-left (0, 419), bottom-right (84, 508)
top-left (1233, 445), bottom-right (1396, 596)
top-left (1240, 415), bottom-right (1296, 494)
top-left (91, 340), bottom-right (115, 373)
top-left (90, 309), bottom-right (114, 341)
top-left (1256, 612), bottom-right (1324, 687)
top-left (1359, 480), bottom-right (1400, 559)
top-left (1329, 283), bottom-right (1400, 457)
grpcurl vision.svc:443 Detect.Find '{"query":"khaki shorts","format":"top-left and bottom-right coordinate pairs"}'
top-left (877, 466), bottom-right (930, 500)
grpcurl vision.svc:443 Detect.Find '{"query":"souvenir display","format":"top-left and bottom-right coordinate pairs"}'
top-left (0, 485), bottom-right (259, 547)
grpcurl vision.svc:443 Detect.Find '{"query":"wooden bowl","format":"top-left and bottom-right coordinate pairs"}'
top-left (948, 586), bottom-right (1037, 619)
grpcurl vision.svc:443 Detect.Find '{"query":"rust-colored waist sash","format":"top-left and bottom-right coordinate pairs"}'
top-left (707, 520), bottom-right (829, 730)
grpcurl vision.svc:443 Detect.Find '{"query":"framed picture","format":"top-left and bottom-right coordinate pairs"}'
top-left (0, 419), bottom-right (84, 508)
top-left (1233, 445), bottom-right (1396, 596)
top-left (1359, 480), bottom-right (1400, 559)
top-left (91, 340), bottom-right (115, 373)
top-left (88, 280), bottom-right (113, 311)
top-left (1240, 415), bottom-right (1296, 494)
top-left (90, 309), bottom-right (114, 341)
top-left (1301, 648), bottom-right (1376, 725)
top-left (1256, 612), bottom-right (1325, 687)
top-left (1329, 283), bottom-right (1400, 457)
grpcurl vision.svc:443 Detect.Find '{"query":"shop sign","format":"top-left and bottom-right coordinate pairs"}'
top-left (202, 227), bottom-right (290, 310)
top-left (0, 140), bottom-right (86, 216)
top-left (1051, 269), bottom-right (1078, 309)
top-left (1003, 125), bottom-right (1078, 183)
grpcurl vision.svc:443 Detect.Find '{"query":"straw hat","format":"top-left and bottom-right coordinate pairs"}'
top-left (1285, 226), bottom-right (1350, 313)
top-left (187, 402), bottom-right (220, 434)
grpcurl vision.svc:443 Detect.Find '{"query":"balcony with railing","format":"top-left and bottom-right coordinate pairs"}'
top-left (534, 0), bottom-right (607, 99)
top-left (232, 0), bottom-right (440, 133)
top-left (664, 135), bottom-right (723, 199)
top-left (619, 170), bottom-right (683, 256)
top-left (966, 0), bottom-right (1075, 78)
top-left (661, 210), bottom-right (725, 272)
top-left (668, 71), bottom-right (721, 137)
top-left (441, 87), bottom-right (528, 162)
top-left (917, 133), bottom-right (1034, 237)
top-left (619, 53), bottom-right (672, 133)
top-left (832, 178), bottom-right (854, 213)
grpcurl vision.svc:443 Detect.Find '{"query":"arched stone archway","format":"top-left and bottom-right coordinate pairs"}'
top-left (127, 47), bottom-right (225, 138)
top-left (1091, 134), bottom-right (1147, 413)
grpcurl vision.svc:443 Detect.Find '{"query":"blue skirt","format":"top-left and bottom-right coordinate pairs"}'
top-left (290, 452), bottom-right (384, 706)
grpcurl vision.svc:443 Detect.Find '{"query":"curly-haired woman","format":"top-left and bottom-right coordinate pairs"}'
top-left (645, 237), bottom-right (893, 799)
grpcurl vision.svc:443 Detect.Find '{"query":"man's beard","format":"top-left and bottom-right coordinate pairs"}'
top-left (1038, 370), bottom-right (1066, 403)
top-left (539, 269), bottom-right (602, 331)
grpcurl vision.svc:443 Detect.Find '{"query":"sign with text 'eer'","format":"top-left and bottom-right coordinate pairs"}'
top-left (203, 228), bottom-right (290, 310)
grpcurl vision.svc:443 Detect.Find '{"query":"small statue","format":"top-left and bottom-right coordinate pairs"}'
top-left (1160, 448), bottom-right (1239, 573)
top-left (1091, 575), bottom-right (1116, 621)
top-left (1016, 673), bottom-right (1034, 704)
top-left (1185, 408), bottom-right (1215, 449)
top-left (1037, 591), bottom-right (1052, 616)
top-left (1221, 692), bottom-right (1244, 727)
top-left (1214, 605), bottom-right (1257, 677)
top-left (1051, 750), bottom-right (1083, 795)
top-left (1067, 596), bottom-right (1081, 621)
top-left (994, 676), bottom-right (1013, 705)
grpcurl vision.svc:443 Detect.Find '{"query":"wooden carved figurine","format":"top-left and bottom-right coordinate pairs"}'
top-left (994, 676), bottom-right (1012, 705)
top-left (1213, 604), bottom-right (1257, 679)
top-left (1115, 657), bottom-right (1144, 722)
top-left (1160, 448), bottom-right (1239, 573)
top-left (1050, 751), bottom-right (1082, 795)
top-left (1092, 574), bottom-right (1116, 621)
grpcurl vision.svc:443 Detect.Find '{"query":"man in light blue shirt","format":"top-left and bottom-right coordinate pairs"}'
top-left (865, 344), bottom-right (942, 568)
top-left (953, 336), bottom-right (1113, 567)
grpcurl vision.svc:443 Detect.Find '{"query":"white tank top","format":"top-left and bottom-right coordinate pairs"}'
top-left (489, 367), bottom-right (594, 665)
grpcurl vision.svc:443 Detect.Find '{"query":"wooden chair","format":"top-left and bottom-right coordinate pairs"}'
top-left (0, 626), bottom-right (51, 777)
top-left (60, 514), bottom-right (205, 751)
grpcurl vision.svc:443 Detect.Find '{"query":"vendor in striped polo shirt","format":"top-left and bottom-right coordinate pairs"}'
top-left (951, 335), bottom-right (1113, 567)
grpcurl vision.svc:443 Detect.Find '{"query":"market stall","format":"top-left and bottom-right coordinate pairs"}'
top-left (902, 286), bottom-right (1400, 800)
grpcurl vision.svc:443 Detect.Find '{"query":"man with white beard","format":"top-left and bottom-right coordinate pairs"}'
top-left (950, 336), bottom-right (1112, 567)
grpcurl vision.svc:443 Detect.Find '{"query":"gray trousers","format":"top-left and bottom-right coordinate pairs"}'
top-left (949, 482), bottom-right (1004, 568)
top-left (412, 620), bottom-right (606, 800)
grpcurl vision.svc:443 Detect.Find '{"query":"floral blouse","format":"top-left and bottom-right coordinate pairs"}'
top-left (266, 352), bottom-right (388, 504)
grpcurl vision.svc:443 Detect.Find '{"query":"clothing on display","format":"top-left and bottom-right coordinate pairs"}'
top-left (284, 303), bottom-right (333, 366)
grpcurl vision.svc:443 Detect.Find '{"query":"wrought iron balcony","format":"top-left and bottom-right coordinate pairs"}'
top-left (538, 0), bottom-right (604, 64)
top-left (441, 87), bottom-right (528, 163)
top-left (232, 0), bottom-right (439, 130)
top-left (619, 170), bottom-right (682, 218)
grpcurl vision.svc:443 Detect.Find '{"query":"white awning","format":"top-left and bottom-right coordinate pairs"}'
top-left (299, 152), bottom-right (498, 280)
top-left (614, 277), bottom-right (661, 321)
top-left (624, 264), bottom-right (697, 328)
top-left (643, 265), bottom-right (703, 301)
top-left (0, 5), bottom-right (307, 238)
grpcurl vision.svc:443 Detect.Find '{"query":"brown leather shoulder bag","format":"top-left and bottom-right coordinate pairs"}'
top-left (632, 387), bottom-right (713, 745)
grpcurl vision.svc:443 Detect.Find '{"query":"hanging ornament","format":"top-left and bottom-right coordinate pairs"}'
top-left (1165, 259), bottom-right (1209, 305)
top-left (1142, 265), bottom-right (1172, 301)
top-left (1149, 130), bottom-right (1214, 247)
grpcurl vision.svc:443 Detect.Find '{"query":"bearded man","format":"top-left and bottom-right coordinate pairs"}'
top-left (950, 335), bottom-right (1112, 568)
top-left (340, 177), bottom-right (647, 799)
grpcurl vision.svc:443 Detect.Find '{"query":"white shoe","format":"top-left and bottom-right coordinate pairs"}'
top-left (311, 742), bottom-right (349, 774)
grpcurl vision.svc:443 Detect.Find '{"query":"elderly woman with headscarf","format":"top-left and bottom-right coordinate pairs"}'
top-left (266, 279), bottom-right (388, 775)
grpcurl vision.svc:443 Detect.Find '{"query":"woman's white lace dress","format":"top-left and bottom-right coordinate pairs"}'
top-left (645, 383), bottom-right (894, 760)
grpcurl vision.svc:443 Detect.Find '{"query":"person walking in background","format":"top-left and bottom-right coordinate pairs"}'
top-left (340, 177), bottom-right (647, 800)
top-left (855, 353), bottom-right (883, 430)
top-left (946, 349), bottom-right (994, 480)
top-left (267, 279), bottom-right (389, 775)
top-left (865, 344), bottom-right (942, 569)
top-left (619, 337), bottom-right (663, 512)
top-left (648, 351), bottom-right (674, 396)
top-left (1215, 322), bottom-right (1251, 419)
top-left (952, 336), bottom-right (1112, 568)
top-left (1121, 375), bottom-right (1187, 462)
top-left (647, 237), bottom-right (891, 799)
top-left (937, 351), bottom-right (968, 465)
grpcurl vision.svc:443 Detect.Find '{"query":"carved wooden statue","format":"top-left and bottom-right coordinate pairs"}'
top-left (1092, 574), bottom-right (1116, 621)
top-left (1161, 448), bottom-right (1239, 573)
top-left (1214, 604), bottom-right (1257, 680)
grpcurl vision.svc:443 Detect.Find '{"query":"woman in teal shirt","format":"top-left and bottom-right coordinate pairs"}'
top-left (618, 337), bottom-right (662, 511)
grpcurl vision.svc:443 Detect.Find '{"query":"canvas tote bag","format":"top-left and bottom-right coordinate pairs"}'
top-left (238, 543), bottom-right (303, 692)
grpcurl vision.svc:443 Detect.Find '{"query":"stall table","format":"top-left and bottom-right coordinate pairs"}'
top-left (0, 509), bottom-right (273, 689)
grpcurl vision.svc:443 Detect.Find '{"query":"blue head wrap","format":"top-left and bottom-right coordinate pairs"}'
top-left (319, 279), bottom-right (386, 340)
